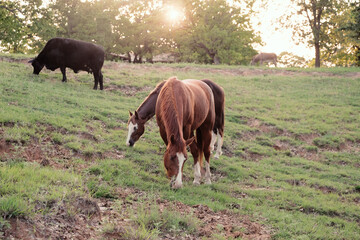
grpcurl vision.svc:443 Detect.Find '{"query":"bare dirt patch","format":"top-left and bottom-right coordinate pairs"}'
top-left (243, 118), bottom-right (360, 162)
top-left (105, 84), bottom-right (153, 96)
top-left (0, 139), bottom-right (13, 159)
top-left (99, 194), bottom-right (272, 240)
top-left (3, 186), bottom-right (271, 240)
top-left (3, 197), bottom-right (101, 240)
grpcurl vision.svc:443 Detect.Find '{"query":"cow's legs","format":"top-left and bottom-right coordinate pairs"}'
top-left (60, 67), bottom-right (67, 82)
top-left (93, 71), bottom-right (99, 90)
top-left (99, 71), bottom-right (103, 90)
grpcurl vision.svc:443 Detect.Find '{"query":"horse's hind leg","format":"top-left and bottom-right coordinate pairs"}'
top-left (214, 131), bottom-right (223, 159)
top-left (202, 129), bottom-right (213, 185)
top-left (210, 130), bottom-right (217, 152)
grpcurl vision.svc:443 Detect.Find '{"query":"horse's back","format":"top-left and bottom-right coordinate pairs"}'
top-left (156, 78), bottom-right (215, 132)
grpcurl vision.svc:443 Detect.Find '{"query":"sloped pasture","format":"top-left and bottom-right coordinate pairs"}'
top-left (1, 56), bottom-right (360, 239)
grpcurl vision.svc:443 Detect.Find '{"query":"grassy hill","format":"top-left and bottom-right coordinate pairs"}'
top-left (0, 55), bottom-right (360, 239)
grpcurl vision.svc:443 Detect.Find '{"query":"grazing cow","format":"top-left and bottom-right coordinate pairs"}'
top-left (29, 38), bottom-right (105, 90)
top-left (251, 53), bottom-right (277, 67)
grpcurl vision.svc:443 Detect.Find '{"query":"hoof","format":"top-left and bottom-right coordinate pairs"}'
top-left (205, 179), bottom-right (212, 185)
top-left (193, 180), bottom-right (200, 186)
top-left (214, 151), bottom-right (222, 159)
top-left (171, 182), bottom-right (182, 189)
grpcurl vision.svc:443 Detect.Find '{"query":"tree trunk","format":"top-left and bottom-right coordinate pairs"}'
top-left (315, 42), bottom-right (321, 67)
top-left (213, 56), bottom-right (220, 65)
top-left (356, 46), bottom-right (360, 67)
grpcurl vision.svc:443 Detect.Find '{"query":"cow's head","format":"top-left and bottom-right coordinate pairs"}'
top-left (28, 59), bottom-right (44, 75)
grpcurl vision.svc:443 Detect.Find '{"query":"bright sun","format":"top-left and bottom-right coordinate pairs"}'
top-left (167, 7), bottom-right (183, 22)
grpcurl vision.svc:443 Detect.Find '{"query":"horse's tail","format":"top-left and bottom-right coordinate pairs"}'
top-left (201, 79), bottom-right (225, 156)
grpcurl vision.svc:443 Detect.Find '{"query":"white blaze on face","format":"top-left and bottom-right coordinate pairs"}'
top-left (173, 152), bottom-right (186, 188)
top-left (126, 122), bottom-right (138, 146)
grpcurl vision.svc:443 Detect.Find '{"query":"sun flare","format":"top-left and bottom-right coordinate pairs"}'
top-left (167, 7), bottom-right (183, 22)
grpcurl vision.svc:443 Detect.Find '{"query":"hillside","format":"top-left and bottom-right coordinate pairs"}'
top-left (0, 55), bottom-right (360, 239)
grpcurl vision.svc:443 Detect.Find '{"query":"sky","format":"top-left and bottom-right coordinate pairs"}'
top-left (250, 0), bottom-right (314, 60)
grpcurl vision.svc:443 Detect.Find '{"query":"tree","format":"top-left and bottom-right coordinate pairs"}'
top-left (340, 2), bottom-right (360, 66)
top-left (282, 0), bottom-right (344, 67)
top-left (50, 0), bottom-right (121, 55)
top-left (174, 0), bottom-right (259, 64)
top-left (0, 0), bottom-right (55, 53)
top-left (313, 1), bottom-right (359, 66)
top-left (113, 0), bottom-right (168, 63)
top-left (278, 51), bottom-right (308, 67)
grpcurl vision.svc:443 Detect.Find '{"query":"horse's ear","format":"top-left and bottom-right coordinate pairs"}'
top-left (185, 136), bottom-right (195, 146)
top-left (170, 134), bottom-right (176, 144)
top-left (134, 110), bottom-right (139, 120)
top-left (129, 111), bottom-right (133, 117)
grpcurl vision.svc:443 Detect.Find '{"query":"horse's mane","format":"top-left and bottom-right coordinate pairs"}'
top-left (160, 77), bottom-right (185, 151)
top-left (136, 80), bottom-right (167, 120)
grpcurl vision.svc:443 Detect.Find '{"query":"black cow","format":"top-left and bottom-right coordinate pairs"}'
top-left (29, 38), bottom-right (105, 90)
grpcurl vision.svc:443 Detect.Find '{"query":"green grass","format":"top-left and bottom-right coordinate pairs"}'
top-left (0, 162), bottom-right (86, 228)
top-left (0, 54), bottom-right (359, 239)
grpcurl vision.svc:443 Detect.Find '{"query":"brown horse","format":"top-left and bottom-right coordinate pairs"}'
top-left (127, 79), bottom-right (224, 158)
top-left (155, 77), bottom-right (215, 189)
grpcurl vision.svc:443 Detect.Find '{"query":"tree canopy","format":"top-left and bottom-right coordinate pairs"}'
top-left (0, 0), bottom-right (358, 66)
top-left (282, 0), bottom-right (359, 67)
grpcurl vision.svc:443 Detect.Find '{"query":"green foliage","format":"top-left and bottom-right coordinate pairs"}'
top-left (0, 0), bottom-right (55, 53)
top-left (339, 2), bottom-right (360, 66)
top-left (176, 0), bottom-right (259, 64)
top-left (114, 1), bottom-right (166, 62)
top-left (50, 0), bottom-right (120, 55)
top-left (283, 0), bottom-right (356, 67)
top-left (0, 0), bottom-right (260, 64)
top-left (278, 51), bottom-right (308, 68)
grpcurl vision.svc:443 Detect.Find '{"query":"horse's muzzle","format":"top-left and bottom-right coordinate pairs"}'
top-left (128, 139), bottom-right (134, 147)
top-left (170, 176), bottom-right (182, 189)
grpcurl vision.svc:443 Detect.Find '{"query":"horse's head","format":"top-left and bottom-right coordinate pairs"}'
top-left (126, 110), bottom-right (145, 147)
top-left (164, 135), bottom-right (195, 189)
top-left (28, 58), bottom-right (44, 75)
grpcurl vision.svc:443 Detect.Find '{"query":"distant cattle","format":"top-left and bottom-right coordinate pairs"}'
top-left (251, 53), bottom-right (277, 67)
top-left (29, 38), bottom-right (105, 90)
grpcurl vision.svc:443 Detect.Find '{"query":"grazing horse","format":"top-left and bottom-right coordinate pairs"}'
top-left (126, 79), bottom-right (224, 158)
top-left (251, 52), bottom-right (277, 67)
top-left (155, 77), bottom-right (215, 189)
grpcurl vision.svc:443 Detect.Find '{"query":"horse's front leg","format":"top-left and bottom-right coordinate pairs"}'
top-left (189, 140), bottom-right (201, 185)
